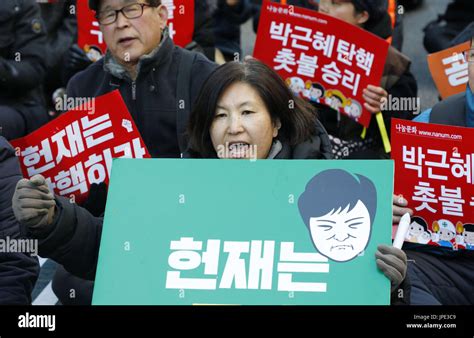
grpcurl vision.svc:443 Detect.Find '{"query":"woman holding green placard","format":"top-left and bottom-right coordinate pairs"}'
top-left (9, 59), bottom-right (408, 305)
top-left (185, 58), bottom-right (408, 304)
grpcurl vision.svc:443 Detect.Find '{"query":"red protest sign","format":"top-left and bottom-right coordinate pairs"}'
top-left (77, 0), bottom-right (195, 58)
top-left (77, 0), bottom-right (107, 60)
top-left (391, 118), bottom-right (474, 251)
top-left (253, 0), bottom-right (389, 128)
top-left (10, 90), bottom-right (151, 205)
top-left (162, 0), bottom-right (194, 48)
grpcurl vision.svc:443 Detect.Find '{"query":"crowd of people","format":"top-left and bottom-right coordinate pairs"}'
top-left (0, 0), bottom-right (473, 306)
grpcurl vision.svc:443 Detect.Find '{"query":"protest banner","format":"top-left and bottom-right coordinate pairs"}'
top-left (427, 41), bottom-right (470, 100)
top-left (10, 90), bottom-right (151, 205)
top-left (77, 0), bottom-right (107, 60)
top-left (253, 0), bottom-right (389, 129)
top-left (391, 118), bottom-right (474, 251)
top-left (93, 159), bottom-right (393, 305)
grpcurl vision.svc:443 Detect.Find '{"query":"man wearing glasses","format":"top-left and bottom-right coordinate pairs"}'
top-left (53, 0), bottom-right (216, 305)
top-left (67, 0), bottom-right (217, 159)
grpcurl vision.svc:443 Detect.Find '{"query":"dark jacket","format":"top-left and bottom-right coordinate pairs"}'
top-left (191, 0), bottom-right (217, 61)
top-left (214, 0), bottom-right (256, 57)
top-left (67, 32), bottom-right (217, 158)
top-left (39, 0), bottom-right (77, 93)
top-left (274, 120), bottom-right (333, 159)
top-left (429, 92), bottom-right (467, 127)
top-left (39, 0), bottom-right (77, 70)
top-left (316, 13), bottom-right (418, 159)
top-left (0, 0), bottom-right (49, 132)
top-left (0, 136), bottom-right (39, 304)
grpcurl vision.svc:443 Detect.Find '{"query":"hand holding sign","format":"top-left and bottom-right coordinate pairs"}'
top-left (362, 85), bottom-right (388, 114)
top-left (12, 174), bottom-right (56, 236)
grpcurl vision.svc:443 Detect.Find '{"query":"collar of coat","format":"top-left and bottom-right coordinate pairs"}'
top-left (103, 27), bottom-right (171, 81)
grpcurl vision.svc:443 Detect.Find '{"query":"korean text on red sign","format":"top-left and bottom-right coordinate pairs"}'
top-left (253, 0), bottom-right (389, 128)
top-left (11, 90), bottom-right (151, 204)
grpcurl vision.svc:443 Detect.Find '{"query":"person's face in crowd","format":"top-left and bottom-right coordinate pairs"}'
top-left (98, 0), bottom-right (168, 66)
top-left (318, 0), bottom-right (369, 27)
top-left (210, 82), bottom-right (280, 159)
top-left (308, 200), bottom-right (372, 262)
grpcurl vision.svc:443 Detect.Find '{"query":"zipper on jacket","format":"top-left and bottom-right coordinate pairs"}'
top-left (131, 81), bottom-right (137, 100)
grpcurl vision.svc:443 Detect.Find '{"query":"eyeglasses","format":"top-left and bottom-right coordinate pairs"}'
top-left (96, 3), bottom-right (155, 25)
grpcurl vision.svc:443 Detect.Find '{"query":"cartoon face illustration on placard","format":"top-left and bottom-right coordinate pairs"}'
top-left (286, 77), bottom-right (306, 96)
top-left (306, 82), bottom-right (325, 103)
top-left (84, 45), bottom-right (103, 62)
top-left (462, 223), bottom-right (474, 249)
top-left (344, 99), bottom-right (362, 120)
top-left (298, 169), bottom-right (377, 262)
top-left (406, 216), bottom-right (428, 243)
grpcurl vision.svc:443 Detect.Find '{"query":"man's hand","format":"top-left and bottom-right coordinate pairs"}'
top-left (12, 175), bottom-right (56, 234)
top-left (375, 244), bottom-right (407, 292)
top-left (392, 194), bottom-right (414, 224)
top-left (362, 85), bottom-right (388, 114)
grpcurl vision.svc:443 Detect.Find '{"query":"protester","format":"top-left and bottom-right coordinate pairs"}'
top-left (38, 0), bottom-right (218, 305)
top-left (315, 0), bottom-right (417, 159)
top-left (12, 59), bottom-right (409, 305)
top-left (0, 137), bottom-right (39, 305)
top-left (63, 0), bottom-right (217, 84)
top-left (0, 0), bottom-right (50, 140)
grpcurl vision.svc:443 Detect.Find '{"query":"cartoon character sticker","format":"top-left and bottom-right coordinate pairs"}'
top-left (298, 169), bottom-right (377, 262)
top-left (84, 44), bottom-right (104, 62)
top-left (459, 223), bottom-right (474, 250)
top-left (344, 99), bottom-right (363, 121)
top-left (432, 219), bottom-right (457, 248)
top-left (286, 77), bottom-right (306, 97)
top-left (305, 82), bottom-right (326, 103)
top-left (406, 216), bottom-right (433, 245)
top-left (324, 89), bottom-right (347, 112)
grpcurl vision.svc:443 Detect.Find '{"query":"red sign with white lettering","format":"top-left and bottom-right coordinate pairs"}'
top-left (391, 118), bottom-right (474, 251)
top-left (253, 0), bottom-right (389, 128)
top-left (11, 90), bottom-right (151, 204)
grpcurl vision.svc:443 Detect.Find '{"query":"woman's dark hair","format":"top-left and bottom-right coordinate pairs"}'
top-left (187, 59), bottom-right (318, 158)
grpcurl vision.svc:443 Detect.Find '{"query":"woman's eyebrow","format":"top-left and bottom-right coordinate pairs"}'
top-left (345, 217), bottom-right (364, 223)
top-left (316, 219), bottom-right (336, 224)
top-left (216, 105), bottom-right (229, 111)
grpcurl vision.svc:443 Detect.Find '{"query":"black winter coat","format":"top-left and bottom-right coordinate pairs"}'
top-left (0, 0), bottom-right (49, 134)
top-left (0, 136), bottom-right (39, 304)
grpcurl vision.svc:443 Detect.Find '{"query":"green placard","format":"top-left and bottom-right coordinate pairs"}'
top-left (93, 159), bottom-right (394, 305)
